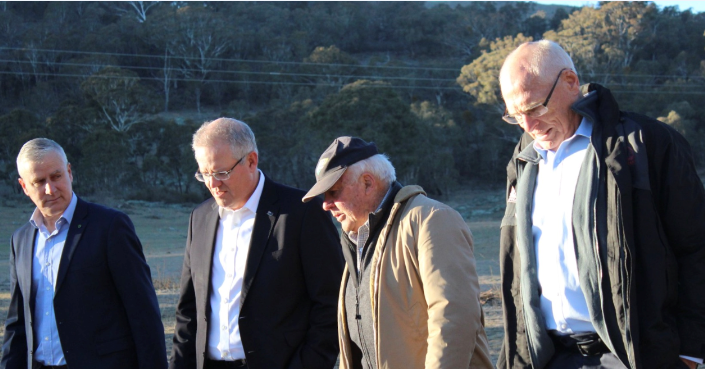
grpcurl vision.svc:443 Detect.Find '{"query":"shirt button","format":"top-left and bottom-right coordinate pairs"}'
top-left (221, 325), bottom-right (227, 330)
top-left (45, 337), bottom-right (49, 341)
top-left (45, 312), bottom-right (49, 316)
top-left (560, 323), bottom-right (567, 330)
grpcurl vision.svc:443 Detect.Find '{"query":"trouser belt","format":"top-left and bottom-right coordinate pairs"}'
top-left (205, 358), bottom-right (248, 368)
top-left (549, 331), bottom-right (611, 356)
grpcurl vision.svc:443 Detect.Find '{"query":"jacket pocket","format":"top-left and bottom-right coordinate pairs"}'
top-left (96, 334), bottom-right (134, 355)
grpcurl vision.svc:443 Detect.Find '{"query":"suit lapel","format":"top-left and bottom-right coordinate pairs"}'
top-left (240, 177), bottom-right (279, 308)
top-left (197, 201), bottom-right (220, 314)
top-left (17, 224), bottom-right (37, 311)
top-left (55, 197), bottom-right (88, 296)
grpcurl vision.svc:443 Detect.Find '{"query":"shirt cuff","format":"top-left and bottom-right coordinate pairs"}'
top-left (680, 355), bottom-right (703, 364)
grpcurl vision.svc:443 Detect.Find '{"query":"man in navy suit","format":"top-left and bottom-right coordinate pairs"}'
top-left (169, 118), bottom-right (343, 369)
top-left (1, 138), bottom-right (167, 369)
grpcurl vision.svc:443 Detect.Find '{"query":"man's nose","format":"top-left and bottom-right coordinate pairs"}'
top-left (322, 196), bottom-right (334, 212)
top-left (44, 182), bottom-right (55, 195)
top-left (205, 175), bottom-right (221, 188)
top-left (519, 114), bottom-right (540, 132)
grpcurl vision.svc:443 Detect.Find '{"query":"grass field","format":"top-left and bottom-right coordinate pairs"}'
top-left (0, 188), bottom-right (506, 364)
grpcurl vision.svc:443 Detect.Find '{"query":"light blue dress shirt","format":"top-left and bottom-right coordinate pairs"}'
top-left (532, 118), bottom-right (595, 334)
top-left (30, 193), bottom-right (77, 366)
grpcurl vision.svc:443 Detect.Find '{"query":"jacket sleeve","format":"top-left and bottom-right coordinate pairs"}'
top-left (0, 235), bottom-right (28, 369)
top-left (169, 211), bottom-right (199, 369)
top-left (652, 128), bottom-right (705, 359)
top-left (417, 206), bottom-right (491, 369)
top-left (106, 212), bottom-right (168, 369)
top-left (285, 198), bottom-right (344, 369)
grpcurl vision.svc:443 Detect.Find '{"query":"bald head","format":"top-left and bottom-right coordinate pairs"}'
top-left (499, 40), bottom-right (576, 97)
top-left (499, 41), bottom-right (583, 151)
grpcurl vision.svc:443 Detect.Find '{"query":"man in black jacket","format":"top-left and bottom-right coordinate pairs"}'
top-left (169, 118), bottom-right (343, 369)
top-left (496, 40), bottom-right (705, 369)
top-left (2, 138), bottom-right (166, 369)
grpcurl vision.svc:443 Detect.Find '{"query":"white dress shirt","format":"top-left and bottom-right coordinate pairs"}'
top-left (207, 170), bottom-right (264, 361)
top-left (30, 193), bottom-right (77, 366)
top-left (532, 118), bottom-right (595, 334)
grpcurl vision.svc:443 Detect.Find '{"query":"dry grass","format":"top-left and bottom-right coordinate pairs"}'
top-left (0, 189), bottom-right (509, 364)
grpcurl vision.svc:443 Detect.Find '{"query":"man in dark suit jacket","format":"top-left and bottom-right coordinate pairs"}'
top-left (169, 118), bottom-right (343, 369)
top-left (1, 138), bottom-right (167, 369)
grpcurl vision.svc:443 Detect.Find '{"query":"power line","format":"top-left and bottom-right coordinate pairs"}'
top-left (5, 69), bottom-right (703, 95)
top-left (0, 70), bottom-right (464, 91)
top-left (0, 46), bottom-right (463, 73)
top-left (0, 58), bottom-right (460, 83)
top-left (4, 57), bottom-right (704, 90)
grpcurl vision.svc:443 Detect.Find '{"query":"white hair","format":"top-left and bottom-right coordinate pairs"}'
top-left (192, 117), bottom-right (258, 158)
top-left (345, 153), bottom-right (396, 187)
top-left (17, 138), bottom-right (68, 175)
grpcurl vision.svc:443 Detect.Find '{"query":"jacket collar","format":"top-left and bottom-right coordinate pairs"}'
top-left (240, 174), bottom-right (279, 308)
top-left (55, 196), bottom-right (89, 295)
top-left (368, 181), bottom-right (402, 234)
top-left (392, 183), bottom-right (425, 204)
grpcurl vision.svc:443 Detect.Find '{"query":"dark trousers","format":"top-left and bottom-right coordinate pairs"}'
top-left (545, 332), bottom-right (625, 369)
top-left (34, 365), bottom-right (68, 369)
top-left (545, 348), bottom-right (627, 369)
top-left (205, 358), bottom-right (248, 369)
top-left (545, 331), bottom-right (627, 369)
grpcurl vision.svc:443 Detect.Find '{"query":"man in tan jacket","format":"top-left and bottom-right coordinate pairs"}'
top-left (302, 136), bottom-right (493, 369)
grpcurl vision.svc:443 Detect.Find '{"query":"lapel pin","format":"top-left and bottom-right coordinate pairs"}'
top-left (77, 224), bottom-right (82, 228)
top-left (267, 211), bottom-right (273, 216)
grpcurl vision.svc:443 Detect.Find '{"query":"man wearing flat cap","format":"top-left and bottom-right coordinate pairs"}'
top-left (303, 136), bottom-right (493, 369)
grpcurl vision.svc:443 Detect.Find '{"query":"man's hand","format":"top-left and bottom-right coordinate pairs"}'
top-left (681, 358), bottom-right (698, 369)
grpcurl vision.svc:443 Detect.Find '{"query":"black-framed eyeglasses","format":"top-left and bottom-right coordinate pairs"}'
top-left (194, 153), bottom-right (248, 182)
top-left (502, 68), bottom-right (569, 125)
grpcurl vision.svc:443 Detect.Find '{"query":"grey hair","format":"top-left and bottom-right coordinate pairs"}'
top-left (502, 40), bottom-right (578, 86)
top-left (192, 117), bottom-right (258, 158)
top-left (16, 138), bottom-right (68, 175)
top-left (345, 153), bottom-right (396, 187)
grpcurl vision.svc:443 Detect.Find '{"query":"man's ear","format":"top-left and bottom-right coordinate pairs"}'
top-left (361, 173), bottom-right (376, 193)
top-left (246, 151), bottom-right (259, 170)
top-left (18, 177), bottom-right (30, 197)
top-left (564, 69), bottom-right (581, 93)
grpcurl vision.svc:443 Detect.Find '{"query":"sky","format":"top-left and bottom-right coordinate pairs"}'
top-left (532, 0), bottom-right (705, 13)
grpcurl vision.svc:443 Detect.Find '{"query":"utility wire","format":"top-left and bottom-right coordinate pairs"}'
top-left (0, 46), bottom-right (463, 72)
top-left (3, 58), bottom-right (704, 90)
top-left (3, 46), bottom-right (704, 81)
top-left (0, 70), bottom-right (463, 91)
top-left (0, 58), bottom-right (460, 83)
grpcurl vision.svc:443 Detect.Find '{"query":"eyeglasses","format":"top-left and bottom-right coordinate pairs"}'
top-left (502, 68), bottom-right (569, 125)
top-left (194, 153), bottom-right (248, 182)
